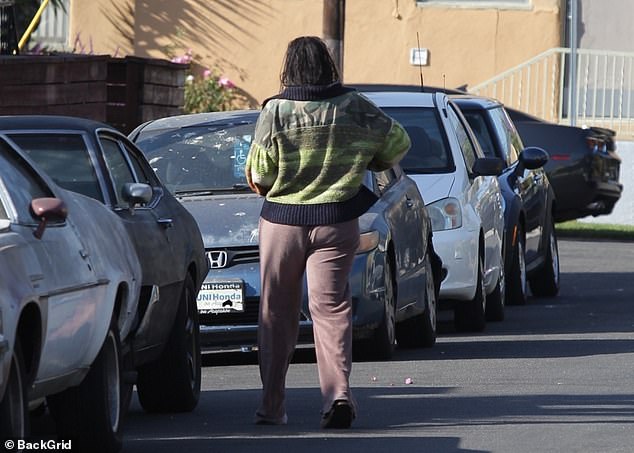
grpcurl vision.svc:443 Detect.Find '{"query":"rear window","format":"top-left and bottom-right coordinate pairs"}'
top-left (379, 107), bottom-right (454, 174)
top-left (9, 133), bottom-right (103, 202)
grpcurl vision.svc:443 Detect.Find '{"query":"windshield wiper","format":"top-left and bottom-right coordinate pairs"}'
top-left (174, 189), bottom-right (217, 197)
top-left (230, 183), bottom-right (251, 191)
top-left (174, 184), bottom-right (252, 197)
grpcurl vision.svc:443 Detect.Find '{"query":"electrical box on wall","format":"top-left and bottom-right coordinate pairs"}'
top-left (410, 48), bottom-right (429, 66)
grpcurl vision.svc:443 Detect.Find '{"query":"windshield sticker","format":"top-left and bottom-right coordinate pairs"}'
top-left (233, 135), bottom-right (251, 178)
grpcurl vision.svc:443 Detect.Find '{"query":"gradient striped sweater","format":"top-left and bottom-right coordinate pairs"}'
top-left (245, 83), bottom-right (411, 225)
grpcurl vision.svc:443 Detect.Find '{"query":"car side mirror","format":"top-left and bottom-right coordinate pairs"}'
top-left (30, 197), bottom-right (68, 239)
top-left (122, 183), bottom-right (153, 213)
top-left (472, 157), bottom-right (504, 176)
top-left (518, 146), bottom-right (549, 170)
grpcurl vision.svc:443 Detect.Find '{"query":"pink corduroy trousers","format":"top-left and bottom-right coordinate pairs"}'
top-left (256, 217), bottom-right (360, 420)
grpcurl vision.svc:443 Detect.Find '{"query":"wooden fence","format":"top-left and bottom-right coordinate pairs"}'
top-left (0, 54), bottom-right (187, 134)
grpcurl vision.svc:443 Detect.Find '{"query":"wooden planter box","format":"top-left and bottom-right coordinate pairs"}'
top-left (0, 54), bottom-right (187, 134)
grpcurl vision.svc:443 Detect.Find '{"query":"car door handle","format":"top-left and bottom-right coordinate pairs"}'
top-left (157, 218), bottom-right (173, 228)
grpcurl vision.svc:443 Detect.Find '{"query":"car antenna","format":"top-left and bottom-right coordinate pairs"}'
top-left (416, 32), bottom-right (425, 92)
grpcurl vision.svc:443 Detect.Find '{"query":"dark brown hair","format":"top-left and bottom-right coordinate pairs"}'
top-left (280, 36), bottom-right (340, 87)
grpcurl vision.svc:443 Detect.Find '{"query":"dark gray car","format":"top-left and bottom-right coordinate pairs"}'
top-left (0, 115), bottom-right (208, 415)
top-left (131, 110), bottom-right (441, 360)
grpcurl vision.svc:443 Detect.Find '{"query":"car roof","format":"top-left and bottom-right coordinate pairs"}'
top-left (137, 109), bottom-right (260, 132)
top-left (0, 115), bottom-right (117, 133)
top-left (450, 95), bottom-right (502, 111)
top-left (362, 91), bottom-right (438, 108)
top-left (351, 83), bottom-right (466, 95)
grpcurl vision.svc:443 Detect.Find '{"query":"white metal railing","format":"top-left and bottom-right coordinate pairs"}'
top-left (30, 0), bottom-right (69, 51)
top-left (469, 47), bottom-right (634, 138)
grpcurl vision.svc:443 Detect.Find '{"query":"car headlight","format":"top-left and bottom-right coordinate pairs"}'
top-left (428, 197), bottom-right (462, 231)
top-left (357, 230), bottom-right (379, 254)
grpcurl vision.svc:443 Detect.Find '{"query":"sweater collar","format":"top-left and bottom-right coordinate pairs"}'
top-left (263, 82), bottom-right (355, 106)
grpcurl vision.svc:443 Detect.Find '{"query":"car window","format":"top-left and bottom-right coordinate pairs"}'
top-left (462, 111), bottom-right (497, 159)
top-left (489, 107), bottom-right (521, 165)
top-left (499, 107), bottom-right (523, 163)
top-left (120, 141), bottom-right (160, 187)
top-left (9, 133), bottom-right (103, 202)
top-left (134, 123), bottom-right (254, 194)
top-left (0, 139), bottom-right (54, 223)
top-left (447, 104), bottom-right (477, 171)
top-left (379, 107), bottom-right (453, 174)
top-left (0, 196), bottom-right (7, 220)
top-left (100, 137), bottom-right (136, 207)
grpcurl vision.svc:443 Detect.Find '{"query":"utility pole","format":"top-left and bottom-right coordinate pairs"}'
top-left (323, 0), bottom-right (345, 79)
top-left (569, 0), bottom-right (578, 126)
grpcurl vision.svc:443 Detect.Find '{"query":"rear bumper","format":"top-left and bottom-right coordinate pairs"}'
top-left (554, 179), bottom-right (622, 222)
top-left (551, 151), bottom-right (622, 222)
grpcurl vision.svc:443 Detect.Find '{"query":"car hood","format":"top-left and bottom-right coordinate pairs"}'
top-left (179, 193), bottom-right (263, 248)
top-left (179, 192), bottom-right (379, 248)
top-left (405, 173), bottom-right (455, 205)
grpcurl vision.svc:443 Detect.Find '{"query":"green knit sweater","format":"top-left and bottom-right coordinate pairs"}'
top-left (246, 87), bottom-right (410, 225)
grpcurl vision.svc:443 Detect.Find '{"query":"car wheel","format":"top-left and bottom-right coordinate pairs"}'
top-left (136, 274), bottom-right (201, 412)
top-left (529, 219), bottom-right (560, 297)
top-left (486, 257), bottom-right (505, 322)
top-left (0, 337), bottom-right (29, 439)
top-left (396, 251), bottom-right (437, 348)
top-left (454, 254), bottom-right (486, 332)
top-left (506, 226), bottom-right (528, 306)
top-left (48, 318), bottom-right (123, 453)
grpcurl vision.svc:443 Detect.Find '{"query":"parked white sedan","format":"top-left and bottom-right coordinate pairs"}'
top-left (366, 91), bottom-right (505, 332)
top-left (0, 137), bottom-right (141, 452)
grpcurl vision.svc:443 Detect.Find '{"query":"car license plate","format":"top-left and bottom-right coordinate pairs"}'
top-left (197, 279), bottom-right (245, 314)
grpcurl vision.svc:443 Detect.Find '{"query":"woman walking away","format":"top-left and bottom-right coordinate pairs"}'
top-left (245, 35), bottom-right (410, 429)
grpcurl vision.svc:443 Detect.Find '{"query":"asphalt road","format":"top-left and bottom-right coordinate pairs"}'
top-left (35, 239), bottom-right (634, 453)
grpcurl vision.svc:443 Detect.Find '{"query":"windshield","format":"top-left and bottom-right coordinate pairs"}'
top-left (380, 107), bottom-right (454, 174)
top-left (134, 122), bottom-right (256, 194)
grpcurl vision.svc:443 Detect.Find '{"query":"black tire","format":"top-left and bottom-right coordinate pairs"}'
top-left (48, 320), bottom-right (123, 453)
top-left (529, 219), bottom-right (560, 297)
top-left (356, 258), bottom-right (396, 360)
top-left (506, 226), bottom-right (528, 306)
top-left (0, 338), bottom-right (29, 440)
top-left (486, 258), bottom-right (505, 322)
top-left (396, 252), bottom-right (437, 348)
top-left (136, 274), bottom-right (201, 412)
top-left (454, 254), bottom-right (486, 332)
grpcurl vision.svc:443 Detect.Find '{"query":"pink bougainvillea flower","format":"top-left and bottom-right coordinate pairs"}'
top-left (203, 69), bottom-right (212, 79)
top-left (218, 76), bottom-right (235, 89)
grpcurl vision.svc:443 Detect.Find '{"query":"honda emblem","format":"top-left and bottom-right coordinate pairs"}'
top-left (207, 251), bottom-right (228, 269)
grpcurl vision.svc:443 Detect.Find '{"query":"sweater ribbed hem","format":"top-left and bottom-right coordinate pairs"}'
top-left (260, 186), bottom-right (378, 226)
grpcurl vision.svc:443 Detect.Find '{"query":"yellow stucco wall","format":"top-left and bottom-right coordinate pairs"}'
top-left (68, 0), bottom-right (562, 106)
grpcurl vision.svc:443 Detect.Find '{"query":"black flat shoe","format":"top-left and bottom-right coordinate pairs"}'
top-left (320, 400), bottom-right (355, 429)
